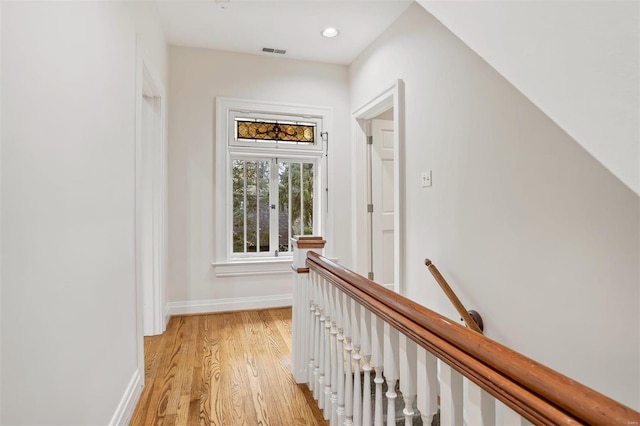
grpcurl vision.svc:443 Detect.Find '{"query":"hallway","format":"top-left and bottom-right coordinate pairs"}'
top-left (131, 308), bottom-right (327, 425)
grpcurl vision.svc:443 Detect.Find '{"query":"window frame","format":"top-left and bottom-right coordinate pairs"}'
top-left (215, 97), bottom-right (331, 266)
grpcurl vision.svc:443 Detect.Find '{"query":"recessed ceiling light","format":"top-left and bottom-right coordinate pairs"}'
top-left (321, 27), bottom-right (339, 38)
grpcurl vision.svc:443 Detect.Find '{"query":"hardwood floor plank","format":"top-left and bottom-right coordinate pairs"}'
top-left (166, 317), bottom-right (192, 416)
top-left (144, 335), bottom-right (163, 380)
top-left (208, 314), bottom-right (224, 426)
top-left (140, 317), bottom-right (182, 426)
top-left (157, 317), bottom-right (187, 420)
top-left (178, 316), bottom-right (196, 399)
top-left (226, 313), bottom-right (256, 425)
top-left (242, 311), bottom-right (275, 425)
top-left (268, 308), bottom-right (293, 354)
top-left (187, 317), bottom-right (204, 426)
top-left (199, 315), bottom-right (214, 426)
top-left (176, 395), bottom-right (191, 426)
top-left (130, 308), bottom-right (327, 426)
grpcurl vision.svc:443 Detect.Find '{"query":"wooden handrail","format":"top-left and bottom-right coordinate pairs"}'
top-left (424, 258), bottom-right (483, 334)
top-left (306, 251), bottom-right (640, 425)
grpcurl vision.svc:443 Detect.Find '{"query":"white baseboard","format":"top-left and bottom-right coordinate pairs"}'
top-left (167, 294), bottom-right (292, 316)
top-left (109, 368), bottom-right (143, 426)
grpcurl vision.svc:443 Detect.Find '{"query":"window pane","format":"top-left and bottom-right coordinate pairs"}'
top-left (232, 160), bottom-right (245, 253)
top-left (303, 163), bottom-right (314, 235)
top-left (257, 161), bottom-right (270, 252)
top-left (278, 162), bottom-right (290, 252)
top-left (232, 159), bottom-right (272, 255)
top-left (245, 161), bottom-right (257, 253)
top-left (290, 162), bottom-right (301, 235)
top-left (277, 161), bottom-right (313, 246)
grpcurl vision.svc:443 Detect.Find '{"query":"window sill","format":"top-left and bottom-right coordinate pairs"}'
top-left (211, 256), bottom-right (337, 278)
top-left (212, 258), bottom-right (293, 278)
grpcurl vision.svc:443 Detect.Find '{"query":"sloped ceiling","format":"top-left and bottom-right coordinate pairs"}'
top-left (418, 0), bottom-right (640, 195)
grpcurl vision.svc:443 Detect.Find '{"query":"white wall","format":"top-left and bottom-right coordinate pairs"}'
top-left (418, 0), bottom-right (640, 196)
top-left (167, 47), bottom-right (350, 309)
top-left (350, 3), bottom-right (640, 409)
top-left (125, 1), bottom-right (169, 88)
top-left (1, 2), bottom-right (167, 424)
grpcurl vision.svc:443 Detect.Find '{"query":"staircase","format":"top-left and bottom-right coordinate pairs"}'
top-left (290, 237), bottom-right (640, 425)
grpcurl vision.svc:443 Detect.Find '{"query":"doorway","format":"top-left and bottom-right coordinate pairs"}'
top-left (134, 37), bottom-right (168, 380)
top-left (352, 80), bottom-right (405, 294)
top-left (139, 93), bottom-right (164, 336)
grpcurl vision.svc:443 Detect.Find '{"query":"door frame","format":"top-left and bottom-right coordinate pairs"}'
top-left (134, 36), bottom-right (168, 382)
top-left (351, 79), bottom-right (405, 294)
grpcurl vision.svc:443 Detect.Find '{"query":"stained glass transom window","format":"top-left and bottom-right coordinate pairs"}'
top-left (236, 119), bottom-right (315, 144)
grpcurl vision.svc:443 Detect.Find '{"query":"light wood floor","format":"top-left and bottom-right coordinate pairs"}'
top-left (131, 308), bottom-right (327, 426)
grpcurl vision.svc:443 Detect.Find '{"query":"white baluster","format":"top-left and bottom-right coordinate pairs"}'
top-left (438, 360), bottom-right (463, 426)
top-left (328, 286), bottom-right (337, 425)
top-left (318, 277), bottom-right (327, 407)
top-left (371, 314), bottom-right (385, 426)
top-left (303, 272), bottom-right (310, 381)
top-left (322, 279), bottom-right (331, 414)
top-left (314, 302), bottom-right (322, 399)
top-left (464, 378), bottom-right (495, 425)
top-left (384, 324), bottom-right (399, 426)
top-left (496, 400), bottom-right (533, 426)
top-left (343, 292), bottom-right (353, 426)
top-left (361, 306), bottom-right (373, 426)
top-left (315, 275), bottom-right (322, 392)
top-left (329, 285), bottom-right (338, 426)
top-left (399, 335), bottom-right (417, 426)
top-left (324, 282), bottom-right (333, 419)
top-left (351, 300), bottom-right (362, 426)
top-left (417, 347), bottom-right (438, 425)
top-left (308, 272), bottom-right (317, 389)
top-left (335, 289), bottom-right (345, 426)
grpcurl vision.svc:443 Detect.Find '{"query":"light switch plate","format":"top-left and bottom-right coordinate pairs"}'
top-left (421, 170), bottom-right (432, 187)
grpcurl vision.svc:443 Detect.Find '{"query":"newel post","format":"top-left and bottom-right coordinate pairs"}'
top-left (291, 236), bottom-right (326, 384)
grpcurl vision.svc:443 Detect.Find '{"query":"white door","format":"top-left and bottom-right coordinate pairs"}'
top-left (370, 119), bottom-right (395, 288)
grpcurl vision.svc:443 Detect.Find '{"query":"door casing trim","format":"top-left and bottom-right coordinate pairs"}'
top-left (351, 79), bottom-right (405, 294)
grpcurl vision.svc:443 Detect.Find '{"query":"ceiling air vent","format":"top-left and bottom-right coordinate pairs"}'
top-left (262, 47), bottom-right (287, 55)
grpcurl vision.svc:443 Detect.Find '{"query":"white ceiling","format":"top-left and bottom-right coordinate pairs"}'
top-left (156, 1), bottom-right (414, 64)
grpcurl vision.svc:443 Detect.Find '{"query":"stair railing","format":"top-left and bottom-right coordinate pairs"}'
top-left (290, 237), bottom-right (640, 426)
top-left (424, 258), bottom-right (484, 334)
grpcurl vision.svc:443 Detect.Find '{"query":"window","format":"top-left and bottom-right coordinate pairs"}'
top-left (231, 158), bottom-right (315, 256)
top-left (215, 98), bottom-right (330, 263)
top-left (236, 119), bottom-right (315, 144)
top-left (227, 110), bottom-right (324, 152)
